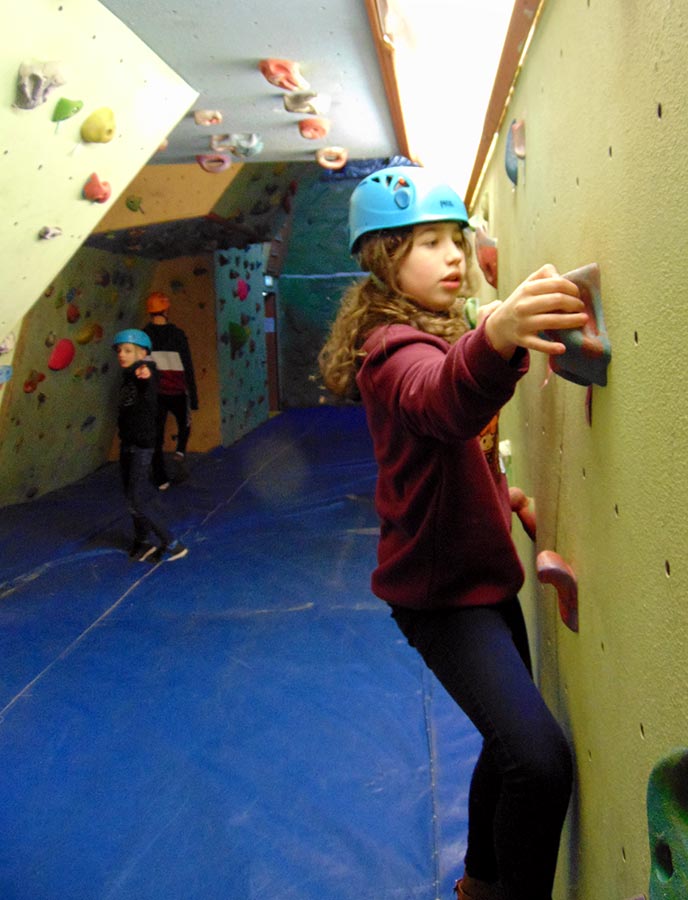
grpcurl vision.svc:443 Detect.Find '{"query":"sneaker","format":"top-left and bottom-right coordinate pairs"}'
top-left (128, 541), bottom-right (156, 561)
top-left (149, 541), bottom-right (188, 564)
top-left (173, 451), bottom-right (185, 460)
top-left (137, 544), bottom-right (158, 562)
top-left (158, 481), bottom-right (171, 491)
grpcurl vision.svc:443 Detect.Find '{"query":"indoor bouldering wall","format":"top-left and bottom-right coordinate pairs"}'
top-left (0, 0), bottom-right (197, 342)
top-left (277, 167), bottom-right (361, 407)
top-left (470, 1), bottom-right (688, 898)
top-left (214, 244), bottom-right (271, 447)
top-left (0, 247), bottom-right (155, 507)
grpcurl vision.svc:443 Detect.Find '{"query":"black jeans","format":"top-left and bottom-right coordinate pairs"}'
top-left (152, 394), bottom-right (191, 485)
top-left (391, 598), bottom-right (572, 900)
top-left (120, 445), bottom-right (172, 546)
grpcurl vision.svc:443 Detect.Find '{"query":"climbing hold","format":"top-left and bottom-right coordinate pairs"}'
top-left (227, 322), bottom-right (250, 358)
top-left (259, 58), bottom-right (309, 92)
top-left (236, 278), bottom-right (249, 301)
top-left (474, 225), bottom-right (498, 289)
top-left (14, 59), bottom-right (65, 110)
top-left (82, 173), bottom-right (111, 203)
top-left (125, 196), bottom-right (145, 213)
top-left (232, 133), bottom-right (264, 158)
top-left (512, 118), bottom-right (526, 158)
top-left (298, 117), bottom-right (330, 140)
top-left (75, 322), bottom-right (103, 345)
top-left (0, 366), bottom-right (12, 387)
top-left (647, 749), bottom-right (688, 900)
top-left (509, 486), bottom-right (536, 541)
top-left (38, 226), bottom-right (62, 240)
top-left (536, 550), bottom-right (579, 632)
top-left (316, 146), bottom-right (348, 170)
top-left (504, 118), bottom-right (524, 186)
top-left (210, 134), bottom-right (233, 153)
top-left (283, 91), bottom-right (331, 116)
top-left (193, 109), bottom-right (223, 126)
top-left (196, 153), bottom-right (231, 173)
top-left (52, 97), bottom-right (83, 122)
top-left (23, 369), bottom-right (46, 393)
top-left (66, 303), bottom-right (80, 324)
top-left (48, 338), bottom-right (75, 371)
top-left (0, 332), bottom-right (15, 355)
top-left (544, 263), bottom-right (612, 387)
top-left (80, 107), bottom-right (116, 143)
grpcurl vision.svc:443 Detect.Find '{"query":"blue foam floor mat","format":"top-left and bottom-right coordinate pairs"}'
top-left (0, 406), bottom-right (480, 900)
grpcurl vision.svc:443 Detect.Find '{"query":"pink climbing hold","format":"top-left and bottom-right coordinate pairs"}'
top-left (259, 59), bottom-right (309, 92)
top-left (236, 278), bottom-right (249, 301)
top-left (82, 173), bottom-right (111, 204)
top-left (536, 550), bottom-right (579, 632)
top-left (48, 338), bottom-right (76, 371)
top-left (474, 225), bottom-right (498, 289)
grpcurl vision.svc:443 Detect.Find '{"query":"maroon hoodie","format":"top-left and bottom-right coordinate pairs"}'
top-left (356, 320), bottom-right (529, 610)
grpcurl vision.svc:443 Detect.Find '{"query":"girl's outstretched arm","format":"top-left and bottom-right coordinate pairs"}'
top-left (484, 264), bottom-right (588, 361)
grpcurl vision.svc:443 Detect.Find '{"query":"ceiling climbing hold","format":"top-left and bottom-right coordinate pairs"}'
top-left (316, 146), bottom-right (348, 170)
top-left (194, 109), bottom-right (223, 126)
top-left (196, 153), bottom-right (231, 173)
top-left (283, 91), bottom-right (331, 116)
top-left (258, 59), bottom-right (309, 92)
top-left (298, 117), bottom-right (330, 139)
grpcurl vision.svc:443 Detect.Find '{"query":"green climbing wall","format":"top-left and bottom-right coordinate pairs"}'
top-left (471, 1), bottom-right (688, 897)
top-left (278, 168), bottom-right (360, 407)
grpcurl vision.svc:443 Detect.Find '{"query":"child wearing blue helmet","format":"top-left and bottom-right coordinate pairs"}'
top-left (113, 329), bottom-right (188, 563)
top-left (319, 166), bottom-right (588, 900)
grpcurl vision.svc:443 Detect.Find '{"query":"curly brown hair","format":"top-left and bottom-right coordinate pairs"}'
top-left (318, 226), bottom-right (476, 399)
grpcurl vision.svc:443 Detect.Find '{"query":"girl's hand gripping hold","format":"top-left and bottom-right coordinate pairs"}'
top-left (484, 264), bottom-right (588, 361)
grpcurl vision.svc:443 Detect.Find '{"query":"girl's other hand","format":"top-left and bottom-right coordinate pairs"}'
top-left (484, 264), bottom-right (588, 361)
top-left (135, 364), bottom-right (152, 379)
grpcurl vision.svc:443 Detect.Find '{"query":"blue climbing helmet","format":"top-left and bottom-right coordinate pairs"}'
top-left (112, 328), bottom-right (152, 351)
top-left (348, 165), bottom-right (469, 253)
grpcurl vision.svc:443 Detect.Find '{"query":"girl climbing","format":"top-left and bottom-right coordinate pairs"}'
top-left (319, 166), bottom-right (587, 900)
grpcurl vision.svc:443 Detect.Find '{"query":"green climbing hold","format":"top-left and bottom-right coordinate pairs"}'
top-left (52, 97), bottom-right (83, 122)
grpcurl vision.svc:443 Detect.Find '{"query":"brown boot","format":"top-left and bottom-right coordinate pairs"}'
top-left (454, 874), bottom-right (504, 900)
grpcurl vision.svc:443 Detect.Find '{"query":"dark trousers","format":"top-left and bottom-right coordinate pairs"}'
top-left (391, 598), bottom-right (572, 900)
top-left (152, 394), bottom-right (190, 485)
top-left (120, 445), bottom-right (172, 546)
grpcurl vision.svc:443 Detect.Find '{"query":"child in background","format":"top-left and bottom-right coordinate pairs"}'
top-left (143, 291), bottom-right (198, 491)
top-left (319, 166), bottom-right (587, 900)
top-left (113, 329), bottom-right (188, 563)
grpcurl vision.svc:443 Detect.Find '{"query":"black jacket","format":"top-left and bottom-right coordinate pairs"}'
top-left (117, 360), bottom-right (159, 448)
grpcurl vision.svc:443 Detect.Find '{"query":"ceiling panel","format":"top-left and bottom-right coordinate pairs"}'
top-left (100, 0), bottom-right (399, 167)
